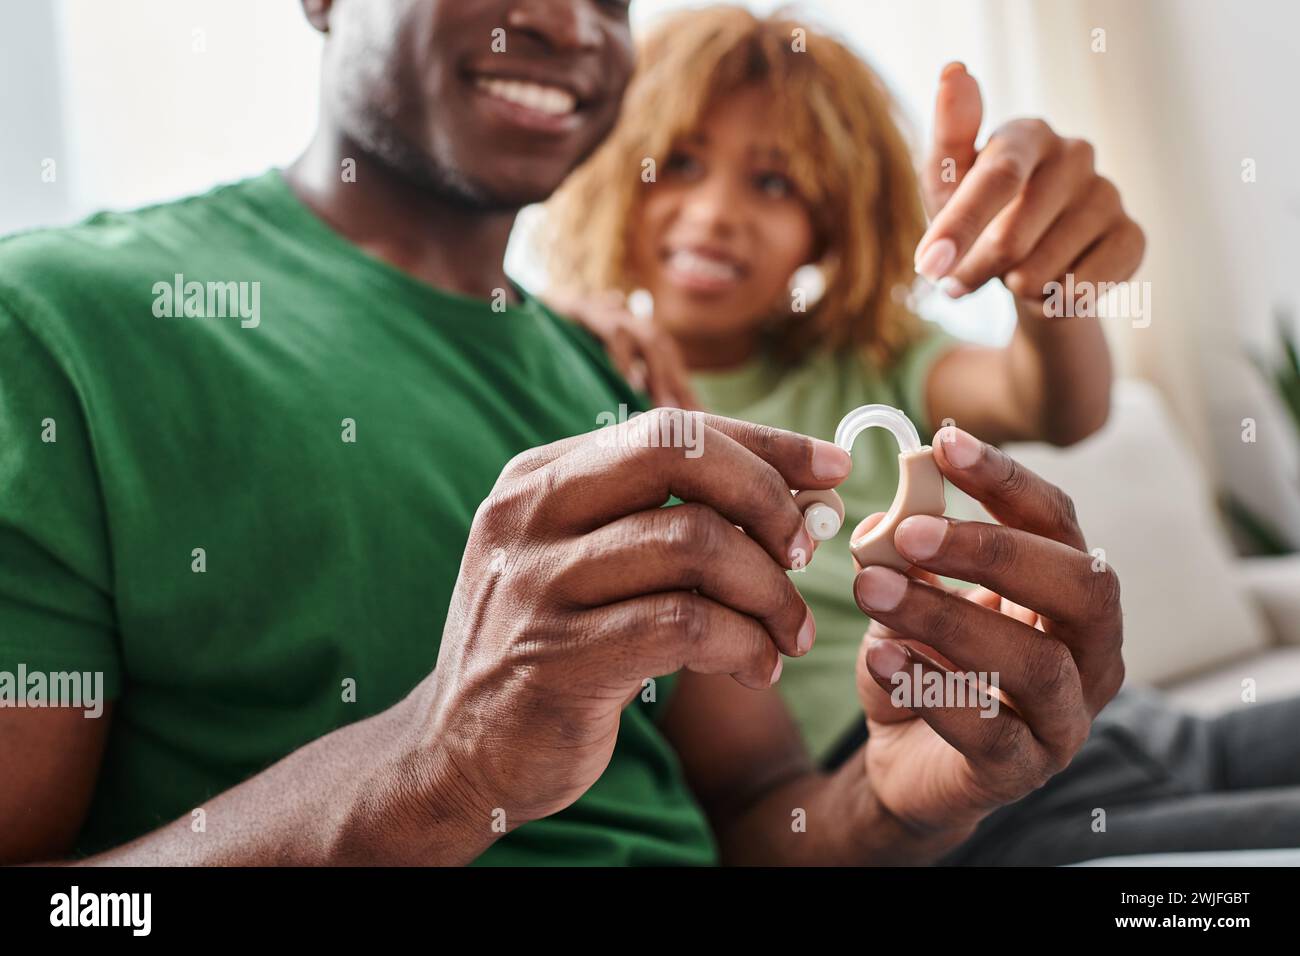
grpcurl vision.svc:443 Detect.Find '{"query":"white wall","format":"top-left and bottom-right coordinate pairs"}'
top-left (0, 0), bottom-right (72, 234)
top-left (53, 0), bottom-right (323, 215)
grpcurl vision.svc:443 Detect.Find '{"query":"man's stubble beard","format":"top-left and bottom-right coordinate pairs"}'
top-left (343, 102), bottom-right (518, 213)
top-left (327, 18), bottom-right (522, 214)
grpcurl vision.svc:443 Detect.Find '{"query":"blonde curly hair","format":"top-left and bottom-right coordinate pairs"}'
top-left (543, 4), bottom-right (928, 366)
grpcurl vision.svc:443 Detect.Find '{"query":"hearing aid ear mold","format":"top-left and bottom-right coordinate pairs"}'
top-left (792, 489), bottom-right (844, 541)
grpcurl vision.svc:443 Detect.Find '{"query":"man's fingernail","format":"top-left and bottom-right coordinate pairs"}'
top-left (866, 638), bottom-right (909, 680)
top-left (941, 426), bottom-right (982, 469)
top-left (811, 440), bottom-right (852, 480)
top-left (770, 658), bottom-right (784, 685)
top-left (915, 237), bottom-right (957, 280)
top-left (797, 610), bottom-right (816, 655)
top-left (856, 566), bottom-right (908, 612)
top-left (896, 515), bottom-right (948, 562)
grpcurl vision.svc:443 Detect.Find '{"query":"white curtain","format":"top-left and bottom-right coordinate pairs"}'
top-left (961, 0), bottom-right (1300, 542)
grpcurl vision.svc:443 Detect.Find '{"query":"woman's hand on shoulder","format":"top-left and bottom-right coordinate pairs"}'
top-left (545, 288), bottom-right (701, 410)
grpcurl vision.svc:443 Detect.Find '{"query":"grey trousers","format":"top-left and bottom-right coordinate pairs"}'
top-left (936, 686), bottom-right (1300, 865)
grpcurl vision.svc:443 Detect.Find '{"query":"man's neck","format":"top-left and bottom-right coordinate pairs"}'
top-left (285, 131), bottom-right (519, 302)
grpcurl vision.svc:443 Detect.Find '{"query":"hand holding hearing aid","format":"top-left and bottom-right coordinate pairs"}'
top-left (424, 411), bottom-right (852, 830)
top-left (838, 422), bottom-right (1126, 838)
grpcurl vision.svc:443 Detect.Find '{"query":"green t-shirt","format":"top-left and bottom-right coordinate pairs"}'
top-left (691, 336), bottom-right (958, 761)
top-left (0, 170), bottom-right (715, 865)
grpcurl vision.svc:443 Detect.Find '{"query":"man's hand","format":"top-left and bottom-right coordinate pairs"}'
top-left (413, 412), bottom-right (849, 834)
top-left (16, 413), bottom-right (847, 866)
top-left (852, 425), bottom-right (1124, 839)
top-left (914, 63), bottom-right (1145, 304)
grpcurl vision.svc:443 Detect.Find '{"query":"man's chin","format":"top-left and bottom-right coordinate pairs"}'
top-left (455, 155), bottom-right (582, 210)
top-left (342, 122), bottom-right (554, 212)
top-left (410, 153), bottom-right (567, 213)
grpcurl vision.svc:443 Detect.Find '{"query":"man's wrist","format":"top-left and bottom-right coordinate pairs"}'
top-left (328, 692), bottom-right (501, 866)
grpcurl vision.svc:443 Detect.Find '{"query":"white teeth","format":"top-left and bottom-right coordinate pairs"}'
top-left (476, 77), bottom-right (577, 117)
top-left (668, 250), bottom-right (741, 282)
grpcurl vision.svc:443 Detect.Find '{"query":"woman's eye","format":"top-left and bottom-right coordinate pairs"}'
top-left (756, 172), bottom-right (795, 199)
top-left (664, 151), bottom-right (703, 179)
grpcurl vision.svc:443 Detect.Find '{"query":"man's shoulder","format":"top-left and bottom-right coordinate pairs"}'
top-left (0, 175), bottom-right (270, 318)
top-left (0, 175), bottom-right (279, 369)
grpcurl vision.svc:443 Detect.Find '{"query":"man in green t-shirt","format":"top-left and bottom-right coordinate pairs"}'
top-left (0, 0), bottom-right (1124, 865)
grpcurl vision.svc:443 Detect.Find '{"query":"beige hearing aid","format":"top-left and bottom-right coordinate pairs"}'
top-left (794, 405), bottom-right (946, 571)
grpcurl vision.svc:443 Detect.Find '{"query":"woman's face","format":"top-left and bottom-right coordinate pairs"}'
top-left (628, 87), bottom-right (818, 365)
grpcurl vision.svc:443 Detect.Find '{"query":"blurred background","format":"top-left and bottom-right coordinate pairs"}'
top-left (3, 0), bottom-right (1299, 700)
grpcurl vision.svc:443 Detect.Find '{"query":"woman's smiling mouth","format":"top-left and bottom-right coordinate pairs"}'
top-left (662, 246), bottom-right (747, 294)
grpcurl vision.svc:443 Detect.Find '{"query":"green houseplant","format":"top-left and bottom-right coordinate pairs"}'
top-left (1223, 305), bottom-right (1300, 555)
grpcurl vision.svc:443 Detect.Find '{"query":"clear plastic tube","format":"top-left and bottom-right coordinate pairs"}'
top-left (834, 404), bottom-right (923, 456)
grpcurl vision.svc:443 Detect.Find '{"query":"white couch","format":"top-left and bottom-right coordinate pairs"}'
top-left (977, 381), bottom-right (1300, 865)
top-left (994, 381), bottom-right (1300, 714)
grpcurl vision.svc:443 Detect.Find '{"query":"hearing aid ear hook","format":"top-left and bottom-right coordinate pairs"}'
top-left (791, 405), bottom-right (947, 572)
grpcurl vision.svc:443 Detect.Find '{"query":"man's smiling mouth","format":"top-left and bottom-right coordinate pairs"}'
top-left (474, 76), bottom-right (578, 118)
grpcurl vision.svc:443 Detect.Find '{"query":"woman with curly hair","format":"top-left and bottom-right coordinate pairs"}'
top-left (545, 5), bottom-right (1143, 764)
